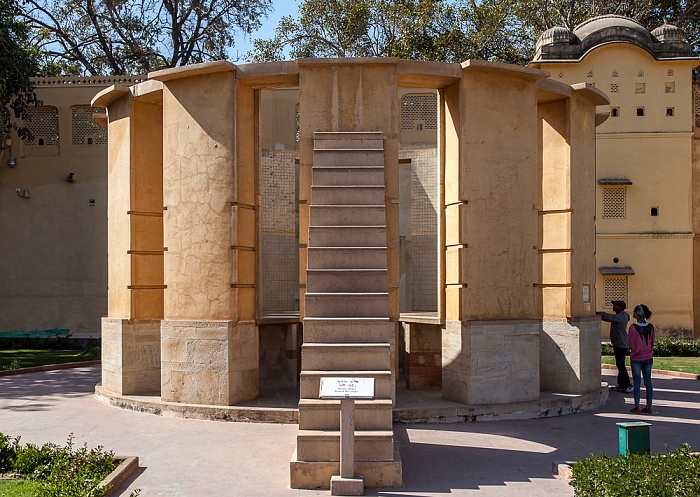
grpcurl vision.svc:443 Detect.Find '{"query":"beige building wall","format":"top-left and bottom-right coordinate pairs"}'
top-left (530, 19), bottom-right (700, 335)
top-left (0, 77), bottom-right (137, 336)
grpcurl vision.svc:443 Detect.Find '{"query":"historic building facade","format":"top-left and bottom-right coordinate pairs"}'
top-left (91, 57), bottom-right (606, 488)
top-left (530, 15), bottom-right (700, 336)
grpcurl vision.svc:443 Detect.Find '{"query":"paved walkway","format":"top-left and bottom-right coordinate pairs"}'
top-left (1, 367), bottom-right (698, 496)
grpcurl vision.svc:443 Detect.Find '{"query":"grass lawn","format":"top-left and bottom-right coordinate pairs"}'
top-left (602, 356), bottom-right (700, 375)
top-left (0, 348), bottom-right (100, 370)
top-left (0, 479), bottom-right (41, 496)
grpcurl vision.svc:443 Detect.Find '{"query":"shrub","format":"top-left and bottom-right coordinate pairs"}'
top-left (570, 444), bottom-right (700, 496)
top-left (602, 338), bottom-right (700, 357)
top-left (0, 433), bottom-right (119, 497)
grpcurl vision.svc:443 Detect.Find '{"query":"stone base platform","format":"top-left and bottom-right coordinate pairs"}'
top-left (95, 382), bottom-right (609, 424)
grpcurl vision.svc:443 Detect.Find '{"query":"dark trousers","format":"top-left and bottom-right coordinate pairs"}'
top-left (614, 346), bottom-right (631, 389)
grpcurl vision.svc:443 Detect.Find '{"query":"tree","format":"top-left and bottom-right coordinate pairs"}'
top-left (248, 0), bottom-right (470, 62)
top-left (249, 0), bottom-right (700, 65)
top-left (0, 0), bottom-right (41, 140)
top-left (22, 0), bottom-right (273, 76)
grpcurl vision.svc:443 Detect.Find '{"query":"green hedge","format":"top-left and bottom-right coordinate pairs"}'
top-left (0, 433), bottom-right (139, 497)
top-left (570, 444), bottom-right (700, 496)
top-left (602, 338), bottom-right (700, 357)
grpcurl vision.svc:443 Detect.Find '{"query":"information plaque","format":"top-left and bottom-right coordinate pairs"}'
top-left (319, 377), bottom-right (375, 400)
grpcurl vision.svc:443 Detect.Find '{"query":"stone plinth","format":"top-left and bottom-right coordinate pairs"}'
top-left (442, 319), bottom-right (540, 405)
top-left (540, 317), bottom-right (601, 394)
top-left (101, 318), bottom-right (161, 395)
top-left (161, 319), bottom-right (258, 405)
top-left (403, 322), bottom-right (441, 390)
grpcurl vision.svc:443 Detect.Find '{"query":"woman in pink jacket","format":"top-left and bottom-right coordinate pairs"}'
top-left (628, 304), bottom-right (655, 414)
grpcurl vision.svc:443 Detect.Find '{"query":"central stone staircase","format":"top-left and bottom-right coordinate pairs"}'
top-left (290, 132), bottom-right (402, 489)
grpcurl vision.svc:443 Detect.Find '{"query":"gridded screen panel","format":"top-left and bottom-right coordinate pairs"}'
top-left (402, 148), bottom-right (438, 312)
top-left (260, 149), bottom-right (299, 313)
top-left (72, 106), bottom-right (107, 145)
top-left (401, 94), bottom-right (438, 130)
top-left (602, 187), bottom-right (626, 219)
top-left (604, 277), bottom-right (627, 307)
top-left (24, 106), bottom-right (59, 146)
top-left (694, 86), bottom-right (700, 128)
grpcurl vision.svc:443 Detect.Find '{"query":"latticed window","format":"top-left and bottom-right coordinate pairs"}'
top-left (665, 82), bottom-right (675, 94)
top-left (610, 83), bottom-right (619, 93)
top-left (604, 277), bottom-right (627, 307)
top-left (612, 70), bottom-right (619, 77)
top-left (24, 106), bottom-right (59, 146)
top-left (602, 187), bottom-right (626, 219)
top-left (635, 83), bottom-right (645, 94)
top-left (72, 106), bottom-right (107, 145)
top-left (637, 69), bottom-right (644, 77)
top-left (587, 70), bottom-right (594, 78)
top-left (401, 94), bottom-right (437, 131)
top-left (668, 69), bottom-right (674, 77)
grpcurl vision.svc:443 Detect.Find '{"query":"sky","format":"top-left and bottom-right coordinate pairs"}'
top-left (233, 0), bottom-right (301, 61)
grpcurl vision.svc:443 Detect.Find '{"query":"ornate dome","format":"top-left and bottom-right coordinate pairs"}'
top-left (573, 15), bottom-right (652, 45)
top-left (651, 21), bottom-right (687, 43)
top-left (536, 26), bottom-right (576, 51)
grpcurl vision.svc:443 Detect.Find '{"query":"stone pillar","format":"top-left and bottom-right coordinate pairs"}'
top-left (538, 83), bottom-right (607, 394)
top-left (94, 82), bottom-right (164, 396)
top-left (403, 322), bottom-right (441, 389)
top-left (442, 61), bottom-right (546, 405)
top-left (154, 63), bottom-right (258, 405)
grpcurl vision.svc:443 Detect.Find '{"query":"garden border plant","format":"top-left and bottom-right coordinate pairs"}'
top-left (0, 432), bottom-right (139, 497)
top-left (602, 337), bottom-right (700, 357)
top-left (569, 443), bottom-right (700, 496)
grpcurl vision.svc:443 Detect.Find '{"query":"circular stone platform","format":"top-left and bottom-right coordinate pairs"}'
top-left (94, 383), bottom-right (609, 424)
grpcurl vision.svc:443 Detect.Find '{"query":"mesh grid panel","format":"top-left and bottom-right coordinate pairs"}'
top-left (402, 148), bottom-right (438, 312)
top-left (604, 277), bottom-right (627, 307)
top-left (401, 94), bottom-right (438, 130)
top-left (610, 83), bottom-right (619, 93)
top-left (260, 149), bottom-right (299, 313)
top-left (24, 106), bottom-right (59, 146)
top-left (694, 87), bottom-right (700, 127)
top-left (602, 187), bottom-right (626, 219)
top-left (72, 106), bottom-right (107, 145)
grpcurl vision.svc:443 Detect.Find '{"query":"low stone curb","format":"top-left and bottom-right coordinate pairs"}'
top-left (552, 461), bottom-right (574, 483)
top-left (0, 360), bottom-right (101, 377)
top-left (601, 363), bottom-right (700, 379)
top-left (100, 456), bottom-right (139, 496)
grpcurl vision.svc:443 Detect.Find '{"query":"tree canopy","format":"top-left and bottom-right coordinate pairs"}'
top-left (22, 0), bottom-right (273, 76)
top-left (0, 0), bottom-right (40, 139)
top-left (248, 0), bottom-right (700, 64)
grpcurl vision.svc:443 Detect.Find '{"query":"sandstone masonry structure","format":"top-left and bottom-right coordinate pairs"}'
top-left (92, 57), bottom-right (606, 489)
top-left (531, 15), bottom-right (700, 336)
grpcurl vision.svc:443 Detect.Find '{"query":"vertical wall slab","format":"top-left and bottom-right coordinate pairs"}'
top-left (92, 83), bottom-right (164, 395)
top-left (536, 81), bottom-right (608, 394)
top-left (153, 62), bottom-right (258, 405)
top-left (442, 61), bottom-right (546, 405)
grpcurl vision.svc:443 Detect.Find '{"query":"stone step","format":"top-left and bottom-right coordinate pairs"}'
top-left (308, 226), bottom-right (386, 248)
top-left (310, 205), bottom-right (385, 226)
top-left (300, 370), bottom-right (393, 399)
top-left (305, 292), bottom-right (388, 318)
top-left (302, 343), bottom-right (391, 371)
top-left (313, 166), bottom-right (385, 186)
top-left (296, 430), bottom-right (394, 462)
top-left (298, 399), bottom-right (394, 431)
top-left (303, 318), bottom-right (395, 343)
top-left (307, 247), bottom-right (387, 269)
top-left (290, 447), bottom-right (403, 489)
top-left (313, 149), bottom-right (384, 168)
top-left (306, 269), bottom-right (387, 293)
top-left (313, 132), bottom-right (385, 150)
top-left (311, 185), bottom-right (385, 205)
